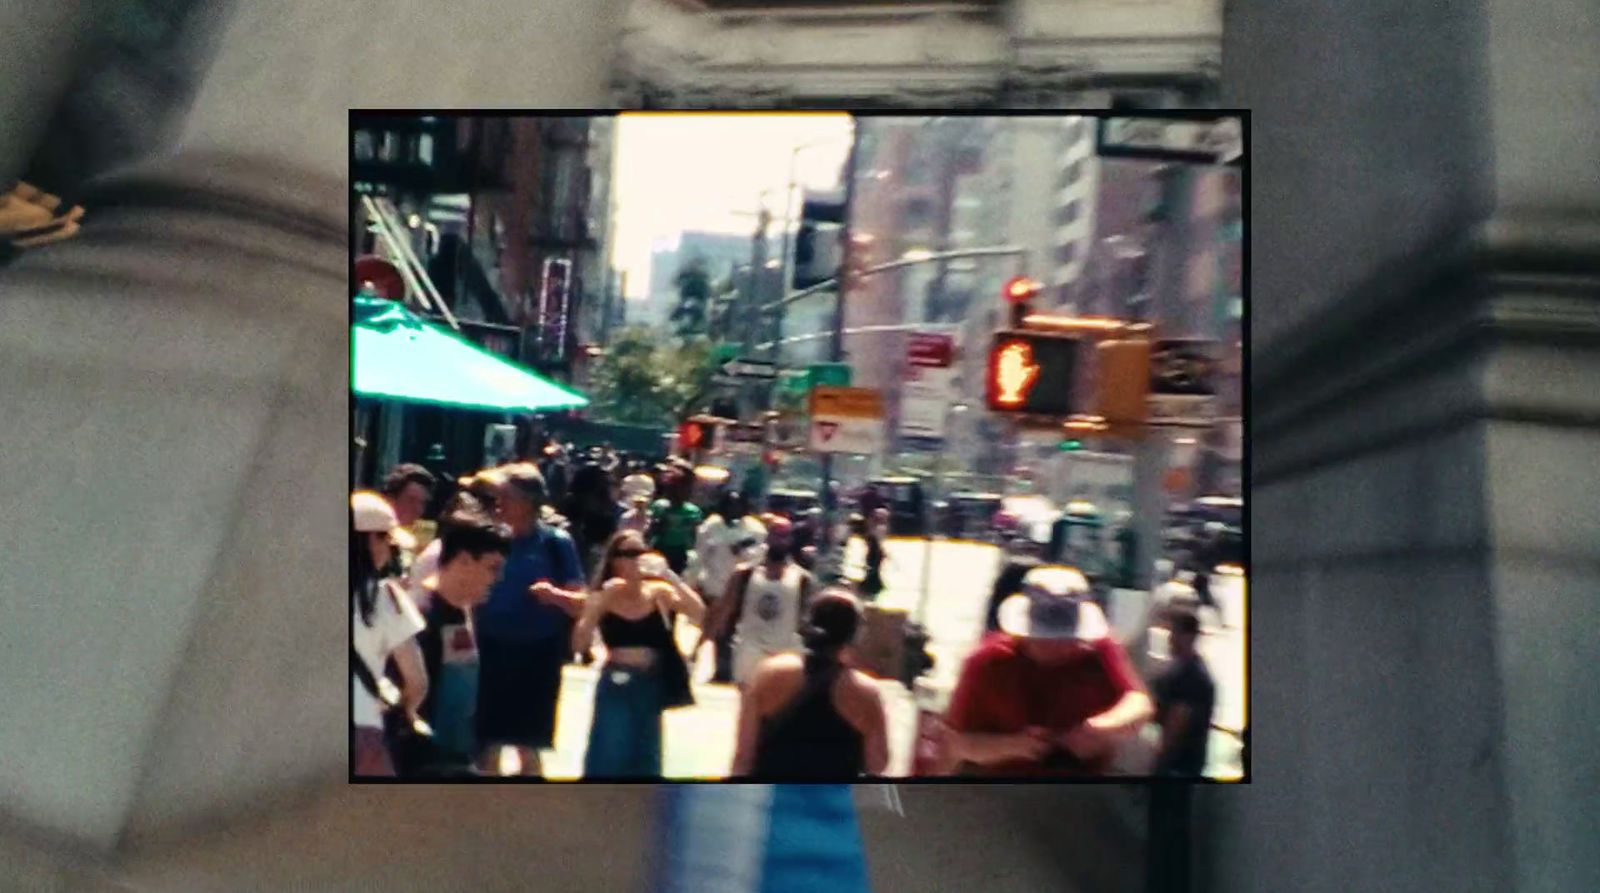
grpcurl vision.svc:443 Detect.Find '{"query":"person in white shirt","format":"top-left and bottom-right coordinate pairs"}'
top-left (350, 491), bottom-right (428, 777)
top-left (692, 490), bottom-right (767, 683)
top-left (704, 517), bottom-right (816, 687)
top-left (618, 472), bottom-right (656, 535)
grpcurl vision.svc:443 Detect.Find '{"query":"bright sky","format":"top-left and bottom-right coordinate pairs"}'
top-left (612, 113), bottom-right (855, 300)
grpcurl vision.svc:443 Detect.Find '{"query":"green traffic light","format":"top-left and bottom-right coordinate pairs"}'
top-left (1059, 439), bottom-right (1083, 451)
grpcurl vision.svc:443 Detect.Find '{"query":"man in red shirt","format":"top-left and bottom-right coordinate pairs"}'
top-left (945, 565), bottom-right (1154, 777)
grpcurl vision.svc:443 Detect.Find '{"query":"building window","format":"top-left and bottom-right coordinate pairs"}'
top-left (1056, 242), bottom-right (1079, 266)
top-left (1067, 159), bottom-right (1084, 183)
top-left (1056, 200), bottom-right (1080, 227)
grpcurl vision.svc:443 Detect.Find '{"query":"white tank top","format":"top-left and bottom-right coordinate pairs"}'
top-left (734, 563), bottom-right (805, 654)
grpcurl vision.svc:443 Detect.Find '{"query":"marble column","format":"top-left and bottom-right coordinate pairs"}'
top-left (1201, 0), bottom-right (1600, 890)
top-left (0, 0), bottom-right (629, 876)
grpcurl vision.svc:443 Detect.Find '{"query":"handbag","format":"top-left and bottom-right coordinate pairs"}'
top-left (655, 603), bottom-right (696, 711)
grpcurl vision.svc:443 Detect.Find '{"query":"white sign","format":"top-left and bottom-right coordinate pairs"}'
top-left (900, 366), bottom-right (957, 440)
top-left (810, 417), bottom-right (887, 455)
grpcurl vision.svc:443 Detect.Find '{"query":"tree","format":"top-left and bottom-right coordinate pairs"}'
top-left (670, 255), bottom-right (713, 339)
top-left (587, 328), bottom-right (722, 428)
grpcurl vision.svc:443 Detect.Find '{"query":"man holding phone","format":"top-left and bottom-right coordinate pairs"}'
top-left (945, 565), bottom-right (1153, 777)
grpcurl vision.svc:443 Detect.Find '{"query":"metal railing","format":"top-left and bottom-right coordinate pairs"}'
top-left (360, 194), bottom-right (460, 331)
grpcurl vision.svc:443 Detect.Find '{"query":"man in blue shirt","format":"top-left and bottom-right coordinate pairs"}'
top-left (474, 465), bottom-right (586, 776)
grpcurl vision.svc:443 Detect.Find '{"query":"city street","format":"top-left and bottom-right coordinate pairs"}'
top-left (541, 537), bottom-right (1245, 780)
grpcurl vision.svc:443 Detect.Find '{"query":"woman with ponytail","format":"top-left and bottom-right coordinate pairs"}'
top-left (731, 589), bottom-right (889, 779)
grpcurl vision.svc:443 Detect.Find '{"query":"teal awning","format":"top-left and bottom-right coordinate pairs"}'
top-left (352, 296), bottom-right (589, 413)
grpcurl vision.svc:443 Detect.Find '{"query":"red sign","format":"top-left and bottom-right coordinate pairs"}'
top-left (353, 255), bottom-right (405, 301)
top-left (908, 332), bottom-right (955, 368)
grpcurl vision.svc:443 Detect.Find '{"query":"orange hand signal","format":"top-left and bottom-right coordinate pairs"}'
top-left (994, 341), bottom-right (1040, 406)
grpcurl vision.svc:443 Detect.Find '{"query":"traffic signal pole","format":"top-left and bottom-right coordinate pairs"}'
top-left (816, 123), bottom-right (861, 576)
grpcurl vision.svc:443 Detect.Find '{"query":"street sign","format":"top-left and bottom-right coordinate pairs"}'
top-left (907, 332), bottom-right (955, 368)
top-left (900, 365), bottom-right (957, 440)
top-left (1150, 339), bottom-right (1219, 397)
top-left (1148, 339), bottom-right (1219, 427)
top-left (809, 386), bottom-right (883, 419)
top-left (810, 386), bottom-right (886, 455)
top-left (1097, 116), bottom-right (1243, 166)
top-left (807, 362), bottom-right (852, 389)
top-left (721, 358), bottom-right (779, 380)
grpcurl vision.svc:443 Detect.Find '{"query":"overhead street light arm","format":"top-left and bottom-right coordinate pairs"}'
top-left (759, 244), bottom-right (1031, 314)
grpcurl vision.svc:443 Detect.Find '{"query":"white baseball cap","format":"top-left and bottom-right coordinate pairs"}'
top-left (351, 491), bottom-right (416, 550)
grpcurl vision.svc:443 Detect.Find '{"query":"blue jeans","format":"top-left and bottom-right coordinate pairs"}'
top-left (584, 663), bottom-right (664, 778)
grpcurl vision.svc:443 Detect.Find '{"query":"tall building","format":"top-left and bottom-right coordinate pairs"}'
top-left (1049, 118), bottom-right (1099, 312)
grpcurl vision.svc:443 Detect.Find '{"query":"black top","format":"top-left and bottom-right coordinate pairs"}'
top-left (1152, 655), bottom-right (1216, 777)
top-left (599, 607), bottom-right (674, 650)
top-left (752, 660), bottom-right (865, 779)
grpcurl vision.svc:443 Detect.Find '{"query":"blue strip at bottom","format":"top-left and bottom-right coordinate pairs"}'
top-left (759, 785), bottom-right (870, 893)
top-left (651, 785), bottom-right (870, 893)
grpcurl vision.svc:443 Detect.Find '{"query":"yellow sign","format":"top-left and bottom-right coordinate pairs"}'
top-left (809, 386), bottom-right (883, 419)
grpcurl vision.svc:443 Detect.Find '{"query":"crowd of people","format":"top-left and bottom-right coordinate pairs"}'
top-left (353, 441), bottom-right (1222, 780)
top-left (350, 445), bottom-right (894, 780)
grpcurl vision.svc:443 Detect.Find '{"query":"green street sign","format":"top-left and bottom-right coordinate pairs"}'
top-left (807, 363), bottom-right (852, 389)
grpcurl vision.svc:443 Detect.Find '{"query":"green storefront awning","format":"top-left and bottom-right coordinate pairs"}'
top-left (352, 295), bottom-right (589, 413)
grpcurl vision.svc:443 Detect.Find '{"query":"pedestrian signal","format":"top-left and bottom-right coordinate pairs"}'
top-left (985, 331), bottom-right (1081, 416)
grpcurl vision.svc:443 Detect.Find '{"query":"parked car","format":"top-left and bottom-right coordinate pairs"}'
top-left (943, 492), bottom-right (1003, 540)
top-left (870, 476), bottom-right (928, 536)
top-left (764, 488), bottom-right (820, 521)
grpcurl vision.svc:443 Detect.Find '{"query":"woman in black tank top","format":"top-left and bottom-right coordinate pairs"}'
top-left (572, 530), bottom-right (704, 778)
top-left (736, 590), bottom-right (889, 780)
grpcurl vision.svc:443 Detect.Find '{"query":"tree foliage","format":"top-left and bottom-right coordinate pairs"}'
top-left (587, 327), bottom-right (721, 428)
top-left (670, 256), bottom-right (713, 339)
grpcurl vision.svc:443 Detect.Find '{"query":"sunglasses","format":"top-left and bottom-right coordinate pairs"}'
top-left (614, 548), bottom-right (647, 558)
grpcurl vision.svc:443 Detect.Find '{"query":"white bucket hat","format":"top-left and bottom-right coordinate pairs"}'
top-left (996, 565), bottom-right (1109, 641)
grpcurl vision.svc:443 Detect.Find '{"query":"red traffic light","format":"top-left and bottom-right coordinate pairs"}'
top-left (678, 421), bottom-right (705, 450)
top-left (1003, 276), bottom-right (1042, 304)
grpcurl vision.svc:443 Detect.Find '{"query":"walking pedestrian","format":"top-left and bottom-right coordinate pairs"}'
top-left (732, 589), bottom-right (890, 779)
top-left (572, 531), bottom-right (705, 777)
top-left (856, 508), bottom-right (890, 602)
top-left (703, 516), bottom-right (817, 687)
top-left (693, 490), bottom-right (766, 684)
top-left (1150, 606), bottom-right (1216, 777)
top-left (380, 463), bottom-right (435, 583)
top-left (945, 565), bottom-right (1153, 777)
top-left (648, 469), bottom-right (703, 575)
top-left (350, 491), bottom-right (428, 778)
top-left (473, 465), bottom-right (587, 776)
top-left (395, 507), bottom-right (512, 777)
top-left (619, 471), bottom-right (655, 535)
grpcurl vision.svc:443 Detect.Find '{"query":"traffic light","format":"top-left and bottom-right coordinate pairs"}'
top-left (678, 420), bottom-right (708, 453)
top-left (793, 189), bottom-right (846, 291)
top-left (985, 330), bottom-right (1081, 416)
top-left (1002, 275), bottom-right (1043, 327)
top-left (1059, 439), bottom-right (1084, 452)
top-left (1095, 338), bottom-right (1152, 426)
